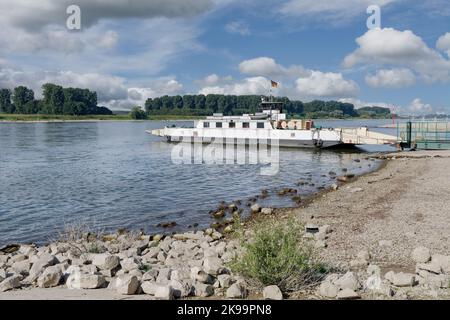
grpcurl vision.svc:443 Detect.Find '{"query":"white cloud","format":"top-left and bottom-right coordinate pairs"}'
top-left (295, 71), bottom-right (359, 98)
top-left (195, 74), bottom-right (233, 86)
top-left (339, 98), bottom-right (393, 110)
top-left (199, 76), bottom-right (270, 95)
top-left (343, 28), bottom-right (450, 83)
top-left (98, 31), bottom-right (119, 50)
top-left (408, 98), bottom-right (432, 114)
top-left (437, 32), bottom-right (450, 57)
top-left (225, 21), bottom-right (250, 36)
top-left (365, 68), bottom-right (416, 88)
top-left (239, 57), bottom-right (309, 78)
top-left (279, 0), bottom-right (397, 24)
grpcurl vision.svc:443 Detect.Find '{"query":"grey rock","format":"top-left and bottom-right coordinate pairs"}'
top-left (411, 246), bottom-right (431, 264)
top-left (391, 272), bottom-right (416, 287)
top-left (0, 275), bottom-right (21, 292)
top-left (115, 275), bottom-right (140, 295)
top-left (337, 288), bottom-right (360, 300)
top-left (142, 269), bottom-right (158, 282)
top-left (156, 268), bottom-right (172, 284)
top-left (367, 264), bottom-right (381, 276)
top-left (11, 260), bottom-right (31, 276)
top-left (91, 254), bottom-right (120, 270)
top-left (120, 257), bottom-right (141, 272)
top-left (170, 279), bottom-right (193, 298)
top-left (37, 266), bottom-right (62, 288)
top-left (27, 253), bottom-right (57, 282)
top-left (226, 282), bottom-right (247, 299)
top-left (319, 281), bottom-right (339, 298)
top-left (416, 262), bottom-right (441, 274)
top-left (335, 272), bottom-right (360, 291)
top-left (261, 208), bottom-right (273, 215)
top-left (193, 282), bottom-right (214, 297)
top-left (263, 285), bottom-right (283, 300)
top-left (66, 273), bottom-right (106, 289)
top-left (154, 284), bottom-right (174, 300)
top-left (191, 266), bottom-right (213, 284)
top-left (217, 274), bottom-right (233, 288)
top-left (431, 254), bottom-right (450, 274)
top-left (141, 281), bottom-right (157, 295)
top-left (250, 204), bottom-right (261, 213)
top-left (203, 257), bottom-right (223, 276)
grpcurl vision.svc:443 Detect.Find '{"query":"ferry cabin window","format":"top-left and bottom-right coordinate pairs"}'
top-left (216, 122), bottom-right (223, 128)
top-left (203, 122), bottom-right (210, 128)
top-left (243, 122), bottom-right (250, 128)
top-left (257, 122), bottom-right (264, 129)
top-left (229, 122), bottom-right (236, 128)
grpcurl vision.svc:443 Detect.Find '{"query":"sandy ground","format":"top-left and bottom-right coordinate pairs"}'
top-left (0, 288), bottom-right (157, 300)
top-left (293, 150), bottom-right (450, 272)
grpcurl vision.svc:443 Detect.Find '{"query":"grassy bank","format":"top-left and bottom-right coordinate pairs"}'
top-left (0, 114), bottom-right (204, 122)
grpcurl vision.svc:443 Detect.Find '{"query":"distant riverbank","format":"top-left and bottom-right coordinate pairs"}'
top-left (0, 114), bottom-right (204, 122)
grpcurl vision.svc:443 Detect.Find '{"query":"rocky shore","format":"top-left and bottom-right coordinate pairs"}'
top-left (1, 150), bottom-right (450, 300)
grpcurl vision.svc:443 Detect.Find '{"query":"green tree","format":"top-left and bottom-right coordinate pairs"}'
top-left (0, 89), bottom-right (14, 113)
top-left (13, 86), bottom-right (35, 114)
top-left (42, 83), bottom-right (65, 114)
top-left (129, 107), bottom-right (147, 120)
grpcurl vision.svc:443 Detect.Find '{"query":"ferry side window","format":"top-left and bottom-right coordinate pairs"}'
top-left (204, 122), bottom-right (210, 128)
top-left (229, 122), bottom-right (235, 128)
top-left (257, 122), bottom-right (264, 129)
top-left (216, 122), bottom-right (222, 128)
top-left (243, 122), bottom-right (250, 129)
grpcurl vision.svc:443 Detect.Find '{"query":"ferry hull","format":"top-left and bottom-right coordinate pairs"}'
top-left (148, 128), bottom-right (344, 149)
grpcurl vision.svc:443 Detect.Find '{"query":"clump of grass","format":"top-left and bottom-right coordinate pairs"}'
top-left (230, 218), bottom-right (328, 292)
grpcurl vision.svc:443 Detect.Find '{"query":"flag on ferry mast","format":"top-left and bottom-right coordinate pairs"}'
top-left (270, 80), bottom-right (278, 88)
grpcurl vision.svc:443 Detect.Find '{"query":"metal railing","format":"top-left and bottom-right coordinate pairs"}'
top-left (397, 121), bottom-right (450, 149)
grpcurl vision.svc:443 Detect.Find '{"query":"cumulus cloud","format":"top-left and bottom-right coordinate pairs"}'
top-left (279, 0), bottom-right (397, 24)
top-left (1, 0), bottom-right (212, 31)
top-left (408, 98), bottom-right (432, 114)
top-left (343, 28), bottom-right (450, 83)
top-left (194, 74), bottom-right (234, 87)
top-left (239, 57), bottom-right (309, 78)
top-left (108, 79), bottom-right (184, 109)
top-left (199, 76), bottom-right (270, 95)
top-left (295, 71), bottom-right (359, 98)
top-left (437, 32), bottom-right (450, 57)
top-left (339, 98), bottom-right (393, 110)
top-left (225, 21), bottom-right (251, 36)
top-left (365, 68), bottom-right (416, 88)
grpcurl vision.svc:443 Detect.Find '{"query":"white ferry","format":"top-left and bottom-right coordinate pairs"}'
top-left (148, 98), bottom-right (398, 149)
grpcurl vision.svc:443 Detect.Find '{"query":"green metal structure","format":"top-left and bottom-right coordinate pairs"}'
top-left (397, 121), bottom-right (450, 150)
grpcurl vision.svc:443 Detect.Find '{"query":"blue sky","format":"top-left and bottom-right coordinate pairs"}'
top-left (0, 0), bottom-right (450, 114)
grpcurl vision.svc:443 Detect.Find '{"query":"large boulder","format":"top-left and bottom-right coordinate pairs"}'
top-left (120, 257), bottom-right (141, 272)
top-left (190, 267), bottom-right (213, 284)
top-left (66, 273), bottom-right (106, 289)
top-left (11, 260), bottom-right (31, 276)
top-left (217, 274), bottom-right (233, 288)
top-left (91, 254), bottom-right (120, 271)
top-left (115, 275), bottom-right (140, 295)
top-left (154, 284), bottom-right (175, 300)
top-left (37, 266), bottom-right (62, 288)
top-left (337, 288), bottom-right (360, 300)
top-left (250, 204), bottom-right (261, 213)
top-left (203, 257), bottom-right (223, 276)
top-left (263, 285), bottom-right (283, 300)
top-left (390, 272), bottom-right (416, 287)
top-left (170, 279), bottom-right (194, 298)
top-left (192, 282), bottom-right (214, 297)
top-left (411, 247), bottom-right (431, 264)
top-left (319, 281), bottom-right (339, 298)
top-left (226, 282), bottom-right (248, 299)
top-left (0, 275), bottom-right (22, 292)
top-left (27, 254), bottom-right (57, 282)
top-left (431, 254), bottom-right (450, 274)
top-left (335, 272), bottom-right (360, 291)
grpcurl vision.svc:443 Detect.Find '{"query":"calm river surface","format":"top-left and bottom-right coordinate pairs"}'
top-left (0, 119), bottom-right (397, 246)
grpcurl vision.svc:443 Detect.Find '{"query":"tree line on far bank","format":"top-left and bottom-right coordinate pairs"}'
top-left (144, 95), bottom-right (391, 119)
top-left (0, 84), bottom-right (113, 116)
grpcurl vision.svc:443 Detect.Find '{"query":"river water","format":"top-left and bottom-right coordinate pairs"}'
top-left (0, 119), bottom-right (397, 246)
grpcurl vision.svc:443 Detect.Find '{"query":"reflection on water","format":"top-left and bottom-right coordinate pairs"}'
top-left (0, 119), bottom-right (395, 246)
